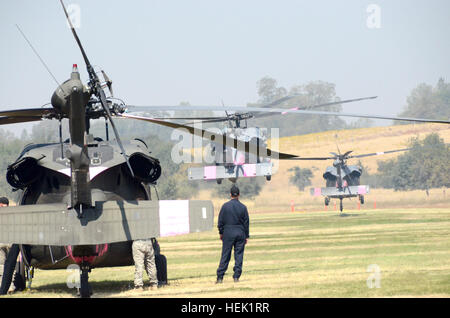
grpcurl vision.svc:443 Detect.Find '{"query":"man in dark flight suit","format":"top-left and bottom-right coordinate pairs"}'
top-left (216, 185), bottom-right (249, 283)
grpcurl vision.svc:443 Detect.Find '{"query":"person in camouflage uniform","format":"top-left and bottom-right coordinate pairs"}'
top-left (0, 197), bottom-right (10, 283)
top-left (0, 245), bottom-right (10, 282)
top-left (132, 239), bottom-right (158, 290)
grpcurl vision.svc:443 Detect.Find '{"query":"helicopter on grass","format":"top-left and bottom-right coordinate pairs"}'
top-left (1, 0), bottom-right (449, 298)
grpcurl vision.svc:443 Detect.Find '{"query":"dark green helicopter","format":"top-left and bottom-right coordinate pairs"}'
top-left (1, 0), bottom-right (449, 298)
top-left (293, 147), bottom-right (411, 212)
top-left (179, 96), bottom-right (378, 184)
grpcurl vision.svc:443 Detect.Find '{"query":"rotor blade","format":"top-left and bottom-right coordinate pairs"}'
top-left (116, 113), bottom-right (299, 160)
top-left (125, 105), bottom-right (450, 124)
top-left (288, 156), bottom-right (336, 161)
top-left (127, 96), bottom-right (301, 124)
top-left (287, 148), bottom-right (411, 161)
top-left (250, 96), bottom-right (378, 120)
top-left (348, 148), bottom-right (411, 159)
top-left (99, 89), bottom-right (135, 177)
top-left (185, 117), bottom-right (231, 125)
top-left (201, 97), bottom-right (303, 126)
top-left (0, 116), bottom-right (44, 125)
top-left (60, 0), bottom-right (133, 177)
top-left (101, 70), bottom-right (113, 96)
top-left (132, 96), bottom-right (378, 124)
top-left (0, 108), bottom-right (56, 118)
top-left (302, 96), bottom-right (377, 110)
top-left (260, 95), bottom-right (300, 108)
top-left (342, 150), bottom-right (353, 157)
top-left (60, 0), bottom-right (94, 76)
top-left (335, 141), bottom-right (341, 156)
top-left (152, 116), bottom-right (227, 121)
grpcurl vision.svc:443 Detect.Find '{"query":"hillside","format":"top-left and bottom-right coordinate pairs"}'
top-left (192, 123), bottom-right (450, 212)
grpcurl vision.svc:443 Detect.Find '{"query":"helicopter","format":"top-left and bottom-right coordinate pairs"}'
top-left (292, 147), bottom-right (411, 212)
top-left (1, 0), bottom-right (449, 298)
top-left (150, 96), bottom-right (379, 184)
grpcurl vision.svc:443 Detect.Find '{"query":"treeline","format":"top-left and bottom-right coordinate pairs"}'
top-left (288, 133), bottom-right (449, 193)
top-left (397, 78), bottom-right (450, 122)
top-left (250, 76), bottom-right (450, 135)
top-left (249, 77), bottom-right (350, 136)
top-left (360, 133), bottom-right (450, 191)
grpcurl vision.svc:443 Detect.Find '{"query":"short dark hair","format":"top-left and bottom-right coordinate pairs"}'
top-left (230, 185), bottom-right (240, 197)
top-left (0, 197), bottom-right (9, 205)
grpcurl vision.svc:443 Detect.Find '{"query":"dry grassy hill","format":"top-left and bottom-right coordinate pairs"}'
top-left (193, 123), bottom-right (450, 213)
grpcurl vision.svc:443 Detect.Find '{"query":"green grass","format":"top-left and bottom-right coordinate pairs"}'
top-left (3, 208), bottom-right (450, 298)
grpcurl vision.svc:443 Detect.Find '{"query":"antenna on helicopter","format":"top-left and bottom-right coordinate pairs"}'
top-left (15, 24), bottom-right (63, 91)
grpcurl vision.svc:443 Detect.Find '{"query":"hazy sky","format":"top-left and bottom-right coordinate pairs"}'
top-left (0, 0), bottom-right (449, 135)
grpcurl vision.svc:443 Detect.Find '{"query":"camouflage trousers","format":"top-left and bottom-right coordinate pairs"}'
top-left (0, 244), bottom-right (11, 279)
top-left (132, 240), bottom-right (158, 288)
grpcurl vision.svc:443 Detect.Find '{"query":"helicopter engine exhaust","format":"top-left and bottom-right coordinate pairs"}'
top-left (128, 153), bottom-right (161, 183)
top-left (7, 157), bottom-right (42, 189)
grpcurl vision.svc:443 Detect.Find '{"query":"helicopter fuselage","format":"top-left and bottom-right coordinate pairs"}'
top-left (188, 126), bottom-right (273, 183)
top-left (8, 138), bottom-right (161, 270)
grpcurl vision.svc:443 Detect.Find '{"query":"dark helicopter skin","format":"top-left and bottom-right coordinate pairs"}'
top-left (9, 135), bottom-right (161, 270)
top-left (0, 0), bottom-right (214, 297)
top-left (0, 67), bottom-right (214, 295)
top-left (311, 163), bottom-right (369, 211)
top-left (188, 127), bottom-right (274, 184)
top-left (291, 149), bottom-right (411, 212)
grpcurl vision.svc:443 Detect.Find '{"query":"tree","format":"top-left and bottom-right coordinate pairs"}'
top-left (375, 133), bottom-right (450, 190)
top-left (358, 160), bottom-right (381, 188)
top-left (213, 177), bottom-right (265, 199)
top-left (398, 78), bottom-right (450, 122)
top-left (0, 129), bottom-right (31, 198)
top-left (256, 77), bottom-right (287, 104)
top-left (251, 77), bottom-right (346, 136)
top-left (288, 166), bottom-right (313, 191)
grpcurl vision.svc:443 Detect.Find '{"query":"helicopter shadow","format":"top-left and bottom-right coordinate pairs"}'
top-left (336, 212), bottom-right (367, 217)
top-left (30, 279), bottom-right (134, 296)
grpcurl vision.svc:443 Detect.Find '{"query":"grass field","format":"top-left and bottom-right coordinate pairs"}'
top-left (5, 207), bottom-right (449, 298)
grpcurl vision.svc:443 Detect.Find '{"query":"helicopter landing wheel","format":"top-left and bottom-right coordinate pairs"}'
top-left (266, 175), bottom-right (271, 181)
top-left (339, 198), bottom-right (343, 212)
top-left (216, 179), bottom-right (222, 185)
top-left (359, 195), bottom-right (365, 204)
top-left (324, 197), bottom-right (330, 206)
